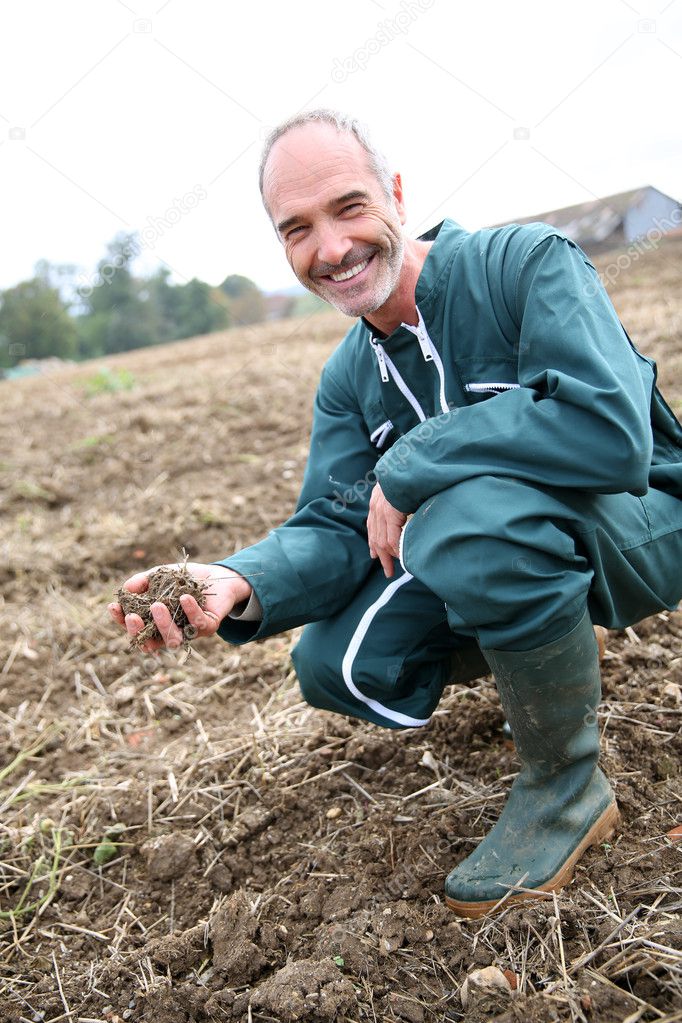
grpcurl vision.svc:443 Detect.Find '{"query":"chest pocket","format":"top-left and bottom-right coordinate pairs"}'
top-left (455, 357), bottom-right (519, 405)
top-left (363, 398), bottom-right (398, 451)
top-left (465, 381), bottom-right (520, 398)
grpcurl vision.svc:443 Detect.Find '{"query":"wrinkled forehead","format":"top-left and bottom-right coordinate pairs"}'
top-left (262, 124), bottom-right (378, 218)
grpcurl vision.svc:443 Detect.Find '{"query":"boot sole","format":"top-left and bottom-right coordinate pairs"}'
top-left (445, 799), bottom-right (620, 919)
top-left (594, 625), bottom-right (607, 661)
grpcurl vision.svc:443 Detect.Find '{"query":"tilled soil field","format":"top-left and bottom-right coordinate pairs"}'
top-left (1, 236), bottom-right (681, 1022)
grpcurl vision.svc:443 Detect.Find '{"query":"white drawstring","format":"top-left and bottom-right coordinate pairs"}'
top-left (370, 337), bottom-right (389, 382)
top-left (401, 305), bottom-right (433, 363)
top-left (379, 347), bottom-right (428, 423)
top-left (403, 307), bottom-right (450, 414)
top-left (369, 419), bottom-right (394, 448)
top-left (369, 307), bottom-right (448, 419)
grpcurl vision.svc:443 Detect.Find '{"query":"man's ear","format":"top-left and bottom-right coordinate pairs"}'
top-left (392, 172), bottom-right (407, 225)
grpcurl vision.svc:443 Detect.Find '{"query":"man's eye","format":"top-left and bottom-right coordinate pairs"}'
top-left (341, 203), bottom-right (362, 215)
top-left (286, 225), bottom-right (306, 239)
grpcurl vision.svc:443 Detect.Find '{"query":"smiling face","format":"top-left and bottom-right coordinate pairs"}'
top-left (262, 123), bottom-right (406, 318)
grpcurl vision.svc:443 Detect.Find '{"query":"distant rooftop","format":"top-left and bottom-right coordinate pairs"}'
top-left (493, 186), bottom-right (682, 254)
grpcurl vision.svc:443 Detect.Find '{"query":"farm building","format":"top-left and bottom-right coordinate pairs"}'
top-left (495, 185), bottom-right (682, 256)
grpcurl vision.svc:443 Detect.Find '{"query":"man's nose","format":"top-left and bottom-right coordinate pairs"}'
top-left (315, 225), bottom-right (353, 268)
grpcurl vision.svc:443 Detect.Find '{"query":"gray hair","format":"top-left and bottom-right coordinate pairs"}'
top-left (258, 109), bottom-right (394, 212)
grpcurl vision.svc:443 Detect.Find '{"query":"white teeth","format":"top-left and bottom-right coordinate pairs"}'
top-left (330, 258), bottom-right (369, 282)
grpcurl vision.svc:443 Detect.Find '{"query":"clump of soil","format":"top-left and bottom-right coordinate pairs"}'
top-left (141, 832), bottom-right (197, 880)
top-left (116, 564), bottom-right (208, 647)
top-left (210, 890), bottom-right (266, 984)
top-left (249, 958), bottom-right (357, 1022)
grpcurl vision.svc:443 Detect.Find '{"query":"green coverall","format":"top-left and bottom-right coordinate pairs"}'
top-left (216, 218), bottom-right (682, 730)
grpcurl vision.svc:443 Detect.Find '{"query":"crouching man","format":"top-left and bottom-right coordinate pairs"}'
top-left (110, 109), bottom-right (682, 917)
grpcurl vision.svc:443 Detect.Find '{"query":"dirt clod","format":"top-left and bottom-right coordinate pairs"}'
top-left (388, 991), bottom-right (426, 1022)
top-left (116, 564), bottom-right (208, 647)
top-left (141, 833), bottom-right (196, 881)
top-left (145, 922), bottom-right (207, 975)
top-left (210, 889), bottom-right (266, 984)
top-left (249, 958), bottom-right (357, 1022)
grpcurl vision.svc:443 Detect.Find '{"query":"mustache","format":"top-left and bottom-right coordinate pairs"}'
top-left (310, 246), bottom-right (377, 279)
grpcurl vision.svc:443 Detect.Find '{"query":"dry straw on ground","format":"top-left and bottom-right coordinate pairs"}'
top-left (0, 243), bottom-right (680, 1021)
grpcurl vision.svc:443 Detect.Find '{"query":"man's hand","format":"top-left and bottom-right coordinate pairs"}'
top-left (367, 484), bottom-right (407, 578)
top-left (108, 562), bottom-right (252, 652)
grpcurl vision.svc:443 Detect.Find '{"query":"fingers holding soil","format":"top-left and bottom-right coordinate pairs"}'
top-left (124, 611), bottom-right (145, 636)
top-left (150, 602), bottom-right (185, 648)
top-left (123, 570), bottom-right (153, 593)
top-left (108, 602), bottom-right (125, 627)
top-left (180, 594), bottom-right (220, 636)
top-left (115, 564), bottom-right (210, 649)
top-left (122, 611), bottom-right (163, 653)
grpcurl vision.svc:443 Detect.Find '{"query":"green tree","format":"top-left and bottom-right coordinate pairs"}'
top-left (148, 270), bottom-right (230, 341)
top-left (147, 266), bottom-right (183, 341)
top-left (0, 277), bottom-right (77, 368)
top-left (34, 258), bottom-right (80, 300)
top-left (174, 278), bottom-right (230, 338)
top-left (76, 233), bottom-right (157, 357)
top-left (218, 274), bottom-right (266, 325)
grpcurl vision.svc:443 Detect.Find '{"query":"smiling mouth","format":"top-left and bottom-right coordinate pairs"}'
top-left (323, 253), bottom-right (375, 284)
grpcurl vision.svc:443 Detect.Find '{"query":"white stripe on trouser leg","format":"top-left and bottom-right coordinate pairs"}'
top-left (398, 522), bottom-right (408, 572)
top-left (341, 570), bottom-right (431, 728)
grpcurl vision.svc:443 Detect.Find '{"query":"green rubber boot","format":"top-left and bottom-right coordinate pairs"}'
top-left (445, 610), bottom-right (620, 918)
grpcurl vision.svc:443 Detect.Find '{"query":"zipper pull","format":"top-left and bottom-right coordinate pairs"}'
top-left (370, 419), bottom-right (394, 448)
top-left (416, 323), bottom-right (433, 362)
top-left (402, 307), bottom-right (433, 361)
top-left (372, 339), bottom-right (389, 382)
top-left (415, 307), bottom-right (433, 361)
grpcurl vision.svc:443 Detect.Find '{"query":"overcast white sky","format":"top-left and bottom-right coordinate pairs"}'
top-left (2, 0), bottom-right (681, 296)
